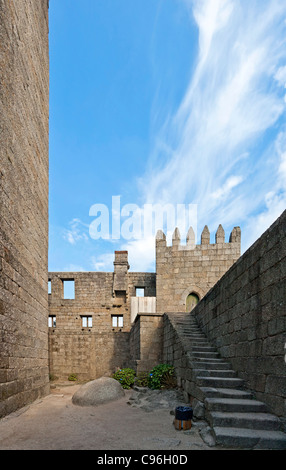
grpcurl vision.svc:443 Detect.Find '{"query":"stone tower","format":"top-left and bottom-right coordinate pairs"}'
top-left (155, 225), bottom-right (241, 314)
top-left (0, 0), bottom-right (50, 417)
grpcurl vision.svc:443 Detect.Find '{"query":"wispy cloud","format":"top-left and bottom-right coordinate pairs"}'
top-left (61, 1), bottom-right (286, 273)
top-left (91, 253), bottom-right (114, 271)
top-left (136, 0), bottom-right (286, 252)
top-left (63, 218), bottom-right (89, 245)
top-left (245, 127), bottom-right (286, 246)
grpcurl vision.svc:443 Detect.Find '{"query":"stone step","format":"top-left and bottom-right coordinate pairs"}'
top-left (190, 356), bottom-right (228, 363)
top-left (171, 313), bottom-right (286, 449)
top-left (212, 427), bottom-right (286, 449)
top-left (194, 369), bottom-right (237, 378)
top-left (197, 376), bottom-right (245, 389)
top-left (192, 362), bottom-right (232, 370)
top-left (207, 411), bottom-right (283, 431)
top-left (183, 336), bottom-right (208, 341)
top-left (205, 398), bottom-right (268, 413)
top-left (179, 327), bottom-right (201, 331)
top-left (191, 346), bottom-right (217, 352)
top-left (200, 387), bottom-right (253, 399)
top-left (191, 351), bottom-right (220, 358)
top-left (182, 332), bottom-right (202, 335)
top-left (179, 329), bottom-right (205, 334)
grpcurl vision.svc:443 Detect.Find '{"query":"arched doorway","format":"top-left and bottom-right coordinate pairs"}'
top-left (186, 292), bottom-right (200, 312)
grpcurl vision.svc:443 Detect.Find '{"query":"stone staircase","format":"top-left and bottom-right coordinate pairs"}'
top-left (168, 312), bottom-right (286, 449)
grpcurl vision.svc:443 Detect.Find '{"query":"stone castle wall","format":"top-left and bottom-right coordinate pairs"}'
top-left (129, 313), bottom-right (164, 373)
top-left (0, 0), bottom-right (50, 417)
top-left (187, 210), bottom-right (286, 418)
top-left (48, 264), bottom-right (156, 381)
top-left (156, 225), bottom-right (241, 314)
top-left (48, 226), bottom-right (241, 381)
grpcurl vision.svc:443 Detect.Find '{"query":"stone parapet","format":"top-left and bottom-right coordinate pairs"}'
top-left (156, 225), bottom-right (241, 314)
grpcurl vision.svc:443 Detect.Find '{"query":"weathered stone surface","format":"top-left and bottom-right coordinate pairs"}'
top-left (72, 377), bottom-right (125, 407)
top-left (0, 0), bottom-right (50, 418)
top-left (156, 225), bottom-right (241, 314)
top-left (127, 388), bottom-right (187, 413)
top-left (193, 210), bottom-right (286, 419)
top-left (48, 254), bottom-right (156, 381)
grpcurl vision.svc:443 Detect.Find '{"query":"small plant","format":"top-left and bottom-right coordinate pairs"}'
top-left (68, 373), bottom-right (78, 382)
top-left (161, 371), bottom-right (177, 389)
top-left (148, 364), bottom-right (175, 390)
top-left (49, 374), bottom-right (58, 382)
top-left (134, 371), bottom-right (149, 388)
top-left (112, 368), bottom-right (136, 389)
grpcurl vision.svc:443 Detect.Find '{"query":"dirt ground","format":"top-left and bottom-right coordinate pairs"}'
top-left (0, 382), bottom-right (222, 451)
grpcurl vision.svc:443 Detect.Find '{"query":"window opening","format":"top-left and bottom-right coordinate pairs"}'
top-left (81, 316), bottom-right (92, 328)
top-left (135, 287), bottom-right (145, 297)
top-left (48, 316), bottom-right (56, 328)
top-left (63, 279), bottom-right (75, 299)
top-left (48, 280), bottom-right (51, 294)
top-left (112, 315), bottom-right (123, 328)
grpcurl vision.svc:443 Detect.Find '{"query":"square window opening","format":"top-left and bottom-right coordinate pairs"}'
top-left (63, 279), bottom-right (75, 299)
top-left (136, 287), bottom-right (145, 297)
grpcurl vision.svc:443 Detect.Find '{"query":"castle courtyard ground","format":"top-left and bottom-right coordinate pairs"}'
top-left (0, 382), bottom-right (220, 451)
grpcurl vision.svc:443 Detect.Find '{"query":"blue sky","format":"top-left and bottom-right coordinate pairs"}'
top-left (49, 0), bottom-right (286, 273)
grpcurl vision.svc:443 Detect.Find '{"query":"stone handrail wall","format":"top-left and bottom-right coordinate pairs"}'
top-left (192, 210), bottom-right (286, 418)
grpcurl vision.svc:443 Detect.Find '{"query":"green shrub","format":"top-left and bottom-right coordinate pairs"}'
top-left (148, 364), bottom-right (175, 390)
top-left (112, 368), bottom-right (136, 389)
top-left (68, 373), bottom-right (78, 382)
top-left (134, 371), bottom-right (149, 388)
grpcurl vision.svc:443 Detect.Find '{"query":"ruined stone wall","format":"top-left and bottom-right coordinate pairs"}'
top-left (48, 263), bottom-right (156, 381)
top-left (0, 0), bottom-right (50, 417)
top-left (192, 210), bottom-right (286, 418)
top-left (128, 272), bottom-right (156, 299)
top-left (156, 225), bottom-right (241, 314)
top-left (48, 272), bottom-right (130, 380)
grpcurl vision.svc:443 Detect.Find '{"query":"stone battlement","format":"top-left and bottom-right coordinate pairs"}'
top-left (156, 225), bottom-right (241, 314)
top-left (156, 224), bottom-right (241, 249)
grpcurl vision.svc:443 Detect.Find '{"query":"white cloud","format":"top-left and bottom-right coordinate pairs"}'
top-left (274, 65), bottom-right (286, 87)
top-left (91, 253), bottom-right (114, 271)
top-left (62, 1), bottom-right (286, 273)
top-left (211, 175), bottom-right (243, 201)
top-left (137, 0), bottom-right (286, 255)
top-left (120, 235), bottom-right (156, 272)
top-left (63, 218), bottom-right (89, 245)
top-left (244, 129), bottom-right (286, 249)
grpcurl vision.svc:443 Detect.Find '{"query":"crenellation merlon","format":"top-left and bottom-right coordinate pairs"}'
top-left (156, 225), bottom-right (241, 251)
top-left (201, 225), bottom-right (210, 245)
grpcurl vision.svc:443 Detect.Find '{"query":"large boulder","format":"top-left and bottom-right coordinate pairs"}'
top-left (72, 377), bottom-right (125, 406)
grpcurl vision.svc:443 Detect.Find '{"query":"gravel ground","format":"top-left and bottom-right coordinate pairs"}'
top-left (0, 382), bottom-right (221, 451)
